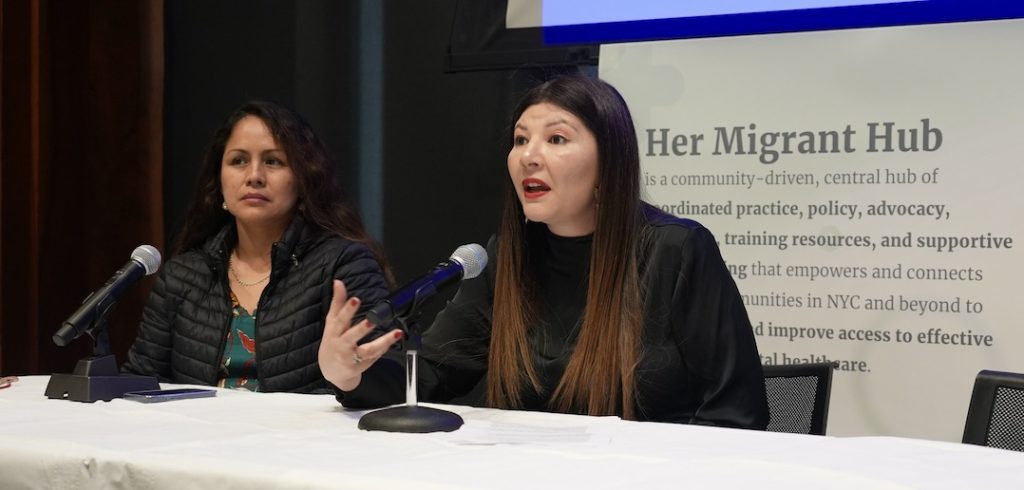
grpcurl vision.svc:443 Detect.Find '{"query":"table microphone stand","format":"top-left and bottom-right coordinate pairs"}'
top-left (45, 314), bottom-right (159, 403)
top-left (357, 316), bottom-right (464, 433)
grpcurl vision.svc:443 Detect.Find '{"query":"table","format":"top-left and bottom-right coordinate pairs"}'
top-left (2, 376), bottom-right (1022, 489)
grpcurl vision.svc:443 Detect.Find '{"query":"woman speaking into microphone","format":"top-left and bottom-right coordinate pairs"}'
top-left (319, 76), bottom-right (768, 428)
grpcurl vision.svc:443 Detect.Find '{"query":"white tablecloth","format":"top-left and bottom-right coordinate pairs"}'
top-left (2, 376), bottom-right (1022, 489)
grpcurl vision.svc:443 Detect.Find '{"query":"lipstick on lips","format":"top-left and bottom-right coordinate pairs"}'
top-left (522, 178), bottom-right (550, 199)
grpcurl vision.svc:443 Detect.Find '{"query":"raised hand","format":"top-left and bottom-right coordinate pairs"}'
top-left (318, 280), bottom-right (403, 391)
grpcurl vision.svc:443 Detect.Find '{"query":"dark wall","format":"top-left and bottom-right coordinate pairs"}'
top-left (380, 3), bottom-right (518, 281)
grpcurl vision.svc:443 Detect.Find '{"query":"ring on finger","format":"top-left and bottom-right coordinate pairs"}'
top-left (353, 352), bottom-right (364, 365)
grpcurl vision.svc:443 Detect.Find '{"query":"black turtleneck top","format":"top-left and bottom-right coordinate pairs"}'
top-left (341, 212), bottom-right (769, 429)
top-left (522, 231), bottom-right (591, 409)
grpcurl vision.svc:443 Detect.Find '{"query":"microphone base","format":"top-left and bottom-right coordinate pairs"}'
top-left (358, 405), bottom-right (464, 433)
top-left (44, 354), bottom-right (159, 403)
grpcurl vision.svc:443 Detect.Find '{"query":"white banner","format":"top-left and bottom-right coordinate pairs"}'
top-left (600, 19), bottom-right (1024, 441)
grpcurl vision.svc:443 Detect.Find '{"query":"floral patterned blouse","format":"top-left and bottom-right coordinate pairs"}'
top-left (218, 291), bottom-right (259, 391)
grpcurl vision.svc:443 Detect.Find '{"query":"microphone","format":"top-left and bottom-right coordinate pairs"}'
top-left (53, 245), bottom-right (162, 346)
top-left (367, 243), bottom-right (487, 328)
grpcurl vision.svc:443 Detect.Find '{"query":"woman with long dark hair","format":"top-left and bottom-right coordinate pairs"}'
top-left (321, 77), bottom-right (768, 427)
top-left (124, 100), bottom-right (394, 393)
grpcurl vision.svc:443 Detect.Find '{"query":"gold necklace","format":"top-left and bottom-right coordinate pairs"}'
top-left (228, 255), bottom-right (270, 287)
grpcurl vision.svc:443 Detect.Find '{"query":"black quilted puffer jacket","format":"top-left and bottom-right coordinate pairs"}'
top-left (123, 217), bottom-right (390, 393)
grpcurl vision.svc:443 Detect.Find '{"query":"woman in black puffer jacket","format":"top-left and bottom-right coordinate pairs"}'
top-left (123, 100), bottom-right (390, 393)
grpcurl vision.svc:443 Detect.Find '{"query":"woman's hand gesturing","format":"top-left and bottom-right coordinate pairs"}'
top-left (318, 280), bottom-right (403, 391)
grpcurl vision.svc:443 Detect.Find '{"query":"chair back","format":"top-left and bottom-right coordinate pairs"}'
top-left (763, 362), bottom-right (834, 436)
top-left (962, 369), bottom-right (1024, 451)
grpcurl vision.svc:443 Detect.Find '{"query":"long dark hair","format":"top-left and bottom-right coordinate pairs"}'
top-left (174, 100), bottom-right (389, 276)
top-left (488, 76), bottom-right (645, 419)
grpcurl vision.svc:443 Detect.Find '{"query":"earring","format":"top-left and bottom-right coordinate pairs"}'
top-left (222, 202), bottom-right (228, 211)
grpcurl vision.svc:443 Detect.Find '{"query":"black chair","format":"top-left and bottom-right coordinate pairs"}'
top-left (962, 370), bottom-right (1024, 451)
top-left (762, 362), bottom-right (834, 436)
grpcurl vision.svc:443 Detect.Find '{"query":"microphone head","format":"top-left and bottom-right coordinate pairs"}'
top-left (131, 245), bottom-right (162, 275)
top-left (450, 244), bottom-right (487, 279)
